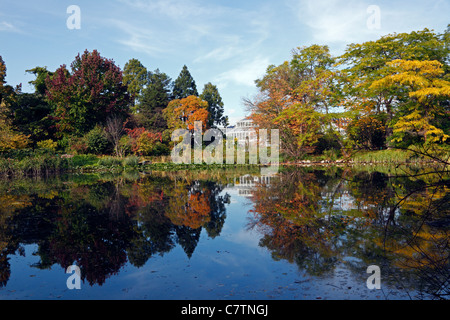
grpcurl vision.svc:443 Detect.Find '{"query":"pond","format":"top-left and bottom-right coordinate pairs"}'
top-left (0, 165), bottom-right (448, 300)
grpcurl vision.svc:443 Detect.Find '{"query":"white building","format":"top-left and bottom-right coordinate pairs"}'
top-left (220, 117), bottom-right (259, 147)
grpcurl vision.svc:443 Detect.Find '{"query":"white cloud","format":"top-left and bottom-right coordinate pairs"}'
top-left (0, 21), bottom-right (19, 32)
top-left (287, 0), bottom-right (450, 53)
top-left (214, 56), bottom-right (270, 88)
top-left (110, 19), bottom-right (168, 56)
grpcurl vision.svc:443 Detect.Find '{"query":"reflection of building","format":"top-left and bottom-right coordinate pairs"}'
top-left (226, 174), bottom-right (275, 197)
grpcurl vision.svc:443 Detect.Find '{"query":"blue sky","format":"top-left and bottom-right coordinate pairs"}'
top-left (1, 0), bottom-right (449, 124)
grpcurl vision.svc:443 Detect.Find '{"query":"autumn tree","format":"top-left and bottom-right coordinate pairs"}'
top-left (371, 59), bottom-right (450, 145)
top-left (172, 65), bottom-right (198, 99)
top-left (249, 45), bottom-right (339, 157)
top-left (163, 95), bottom-right (209, 132)
top-left (0, 57), bottom-right (30, 152)
top-left (200, 82), bottom-right (228, 128)
top-left (337, 28), bottom-right (449, 139)
top-left (45, 50), bottom-right (132, 138)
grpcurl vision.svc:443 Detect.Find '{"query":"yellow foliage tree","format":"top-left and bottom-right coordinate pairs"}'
top-left (371, 60), bottom-right (450, 144)
top-left (0, 119), bottom-right (30, 152)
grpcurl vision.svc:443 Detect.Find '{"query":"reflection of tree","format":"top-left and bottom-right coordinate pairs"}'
top-left (250, 166), bottom-right (449, 299)
top-left (0, 173), bottom-right (231, 287)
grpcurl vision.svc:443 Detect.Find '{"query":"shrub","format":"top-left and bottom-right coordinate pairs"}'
top-left (67, 136), bottom-right (88, 155)
top-left (123, 155), bottom-right (140, 167)
top-left (125, 127), bottom-right (165, 156)
top-left (97, 156), bottom-right (123, 167)
top-left (85, 126), bottom-right (111, 155)
top-left (347, 115), bottom-right (386, 150)
top-left (70, 154), bottom-right (99, 167)
top-left (37, 139), bottom-right (58, 151)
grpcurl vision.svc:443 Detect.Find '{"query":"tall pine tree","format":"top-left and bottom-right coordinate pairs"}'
top-left (173, 65), bottom-right (198, 99)
top-left (123, 58), bottom-right (148, 110)
top-left (138, 69), bottom-right (172, 131)
top-left (200, 82), bottom-right (228, 128)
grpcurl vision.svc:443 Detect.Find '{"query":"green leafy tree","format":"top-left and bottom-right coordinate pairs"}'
top-left (172, 65), bottom-right (198, 99)
top-left (200, 82), bottom-right (228, 128)
top-left (123, 58), bottom-right (148, 111)
top-left (8, 67), bottom-right (57, 146)
top-left (138, 69), bottom-right (172, 131)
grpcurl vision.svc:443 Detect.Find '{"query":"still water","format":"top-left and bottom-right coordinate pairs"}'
top-left (0, 165), bottom-right (448, 300)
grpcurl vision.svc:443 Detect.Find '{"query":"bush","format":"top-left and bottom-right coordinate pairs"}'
top-left (118, 135), bottom-right (132, 157)
top-left (70, 154), bottom-right (99, 167)
top-left (123, 155), bottom-right (140, 167)
top-left (347, 115), bottom-right (386, 150)
top-left (67, 136), bottom-right (88, 155)
top-left (37, 139), bottom-right (58, 152)
top-left (97, 156), bottom-right (123, 167)
top-left (85, 126), bottom-right (111, 155)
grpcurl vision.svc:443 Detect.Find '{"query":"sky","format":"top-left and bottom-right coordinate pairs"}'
top-left (1, 0), bottom-right (449, 125)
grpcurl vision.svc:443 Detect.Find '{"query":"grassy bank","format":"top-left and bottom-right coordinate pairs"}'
top-left (1, 145), bottom-right (448, 177)
top-left (0, 152), bottom-right (264, 177)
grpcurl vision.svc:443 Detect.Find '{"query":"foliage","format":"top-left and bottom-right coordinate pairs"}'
top-left (10, 92), bottom-right (56, 145)
top-left (123, 155), bottom-right (140, 167)
top-left (123, 58), bottom-right (148, 108)
top-left (0, 119), bottom-right (30, 152)
top-left (125, 127), bottom-right (165, 156)
top-left (37, 139), bottom-right (58, 151)
top-left (164, 95), bottom-right (209, 132)
top-left (200, 82), bottom-right (228, 128)
top-left (370, 59), bottom-right (450, 145)
top-left (172, 65), bottom-right (198, 99)
top-left (249, 45), bottom-right (338, 157)
top-left (138, 69), bottom-right (171, 130)
top-left (97, 156), bottom-right (123, 167)
top-left (347, 115), bottom-right (387, 150)
top-left (45, 50), bottom-right (132, 137)
top-left (67, 136), bottom-right (88, 155)
top-left (84, 126), bottom-right (111, 155)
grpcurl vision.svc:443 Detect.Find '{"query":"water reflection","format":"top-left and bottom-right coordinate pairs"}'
top-left (248, 166), bottom-right (449, 299)
top-left (0, 172), bottom-right (232, 287)
top-left (0, 165), bottom-right (448, 299)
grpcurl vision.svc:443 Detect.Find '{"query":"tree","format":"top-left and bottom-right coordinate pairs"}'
top-left (10, 93), bottom-right (57, 145)
top-left (0, 56), bottom-right (7, 106)
top-left (105, 115), bottom-right (126, 157)
top-left (200, 82), bottom-right (228, 128)
top-left (138, 69), bottom-right (172, 131)
top-left (0, 56), bottom-right (18, 114)
top-left (8, 67), bottom-right (57, 145)
top-left (337, 28), bottom-right (449, 139)
top-left (26, 67), bottom-right (54, 95)
top-left (0, 56), bottom-right (30, 152)
top-left (249, 45), bottom-right (339, 157)
top-left (347, 115), bottom-right (386, 150)
top-left (370, 59), bottom-right (450, 145)
top-left (164, 95), bottom-right (209, 132)
top-left (45, 50), bottom-right (132, 137)
top-left (172, 65), bottom-right (198, 99)
top-left (123, 58), bottom-right (148, 110)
